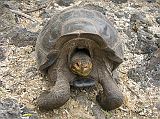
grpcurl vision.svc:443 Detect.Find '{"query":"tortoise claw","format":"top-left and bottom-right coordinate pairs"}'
top-left (96, 91), bottom-right (124, 111)
top-left (37, 86), bottom-right (70, 111)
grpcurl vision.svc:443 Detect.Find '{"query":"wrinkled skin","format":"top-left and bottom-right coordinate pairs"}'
top-left (37, 45), bottom-right (124, 111)
top-left (37, 54), bottom-right (72, 110)
top-left (94, 57), bottom-right (124, 111)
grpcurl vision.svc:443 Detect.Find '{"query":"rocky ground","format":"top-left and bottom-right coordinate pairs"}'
top-left (0, 0), bottom-right (160, 119)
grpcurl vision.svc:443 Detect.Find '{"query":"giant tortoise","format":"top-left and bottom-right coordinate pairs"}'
top-left (35, 7), bottom-right (124, 111)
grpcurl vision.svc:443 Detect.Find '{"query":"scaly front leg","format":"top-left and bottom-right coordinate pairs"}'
top-left (96, 60), bottom-right (124, 111)
top-left (37, 61), bottom-right (70, 110)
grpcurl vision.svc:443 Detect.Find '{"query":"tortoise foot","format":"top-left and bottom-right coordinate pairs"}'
top-left (37, 86), bottom-right (70, 111)
top-left (37, 91), bottom-right (52, 111)
top-left (96, 91), bottom-right (124, 111)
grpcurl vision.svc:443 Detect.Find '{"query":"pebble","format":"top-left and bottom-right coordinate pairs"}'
top-left (0, 47), bottom-right (6, 61)
top-left (145, 0), bottom-right (156, 3)
top-left (156, 17), bottom-right (160, 24)
top-left (0, 80), bottom-right (2, 87)
top-left (155, 102), bottom-right (160, 111)
top-left (115, 12), bottom-right (124, 18)
top-left (157, 38), bottom-right (160, 47)
top-left (111, 0), bottom-right (128, 4)
top-left (56, 0), bottom-right (73, 6)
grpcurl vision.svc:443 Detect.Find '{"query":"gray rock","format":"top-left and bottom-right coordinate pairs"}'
top-left (126, 29), bottom-right (157, 55)
top-left (25, 67), bottom-right (38, 79)
top-left (147, 49), bottom-right (160, 86)
top-left (136, 39), bottom-right (157, 54)
top-left (156, 17), bottom-right (160, 24)
top-left (0, 98), bottom-right (38, 119)
top-left (82, 4), bottom-right (106, 15)
top-left (0, 80), bottom-right (2, 87)
top-left (111, 0), bottom-right (128, 4)
top-left (157, 0), bottom-right (160, 4)
top-left (56, 0), bottom-right (73, 6)
top-left (115, 12), bottom-right (124, 18)
top-left (8, 27), bottom-right (38, 47)
top-left (75, 95), bottom-right (106, 119)
top-left (154, 34), bottom-right (160, 47)
top-left (155, 102), bottom-right (160, 111)
top-left (154, 33), bottom-right (160, 38)
top-left (145, 0), bottom-right (156, 3)
top-left (0, 47), bottom-right (6, 61)
top-left (130, 12), bottom-right (147, 24)
top-left (157, 38), bottom-right (160, 47)
top-left (0, 3), bottom-right (16, 32)
top-left (92, 105), bottom-right (106, 119)
top-left (127, 68), bottom-right (143, 82)
top-left (0, 98), bottom-right (21, 119)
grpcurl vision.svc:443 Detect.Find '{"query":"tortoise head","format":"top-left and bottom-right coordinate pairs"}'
top-left (70, 49), bottom-right (92, 77)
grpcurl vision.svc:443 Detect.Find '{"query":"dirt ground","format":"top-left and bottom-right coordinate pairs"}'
top-left (0, 0), bottom-right (160, 119)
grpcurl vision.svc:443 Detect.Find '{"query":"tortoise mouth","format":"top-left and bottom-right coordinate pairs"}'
top-left (70, 76), bottom-right (95, 88)
top-left (70, 60), bottom-right (92, 76)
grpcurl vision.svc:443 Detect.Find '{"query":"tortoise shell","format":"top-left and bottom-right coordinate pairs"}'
top-left (35, 8), bottom-right (123, 71)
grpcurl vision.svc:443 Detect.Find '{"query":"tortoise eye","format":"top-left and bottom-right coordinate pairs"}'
top-left (76, 62), bottom-right (81, 67)
top-left (76, 63), bottom-right (79, 67)
top-left (73, 62), bottom-right (80, 70)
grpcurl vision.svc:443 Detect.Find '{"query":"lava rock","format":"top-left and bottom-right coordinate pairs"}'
top-left (0, 2), bottom-right (16, 32)
top-left (157, 38), bottom-right (160, 47)
top-left (128, 12), bottom-right (157, 54)
top-left (56, 0), bottom-right (73, 6)
top-left (137, 34), bottom-right (157, 54)
top-left (130, 13), bottom-right (147, 24)
top-left (147, 49), bottom-right (160, 69)
top-left (157, 0), bottom-right (160, 4)
top-left (92, 105), bottom-right (106, 119)
top-left (154, 34), bottom-right (160, 47)
top-left (0, 98), bottom-right (38, 119)
top-left (115, 11), bottom-right (125, 18)
top-left (21, 106), bottom-right (38, 119)
top-left (76, 95), bottom-right (106, 119)
top-left (154, 33), bottom-right (160, 38)
top-left (0, 98), bottom-right (21, 119)
top-left (147, 49), bottom-right (160, 86)
top-left (0, 80), bottom-right (3, 87)
top-left (129, 12), bottom-right (150, 33)
top-left (0, 47), bottom-right (6, 61)
top-left (127, 68), bottom-right (143, 82)
top-left (25, 67), bottom-right (38, 78)
top-left (155, 102), bottom-right (160, 111)
top-left (83, 4), bottom-right (106, 15)
top-left (111, 0), bottom-right (128, 4)
top-left (145, 0), bottom-right (156, 3)
top-left (127, 29), bottom-right (158, 54)
top-left (8, 27), bottom-right (38, 47)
